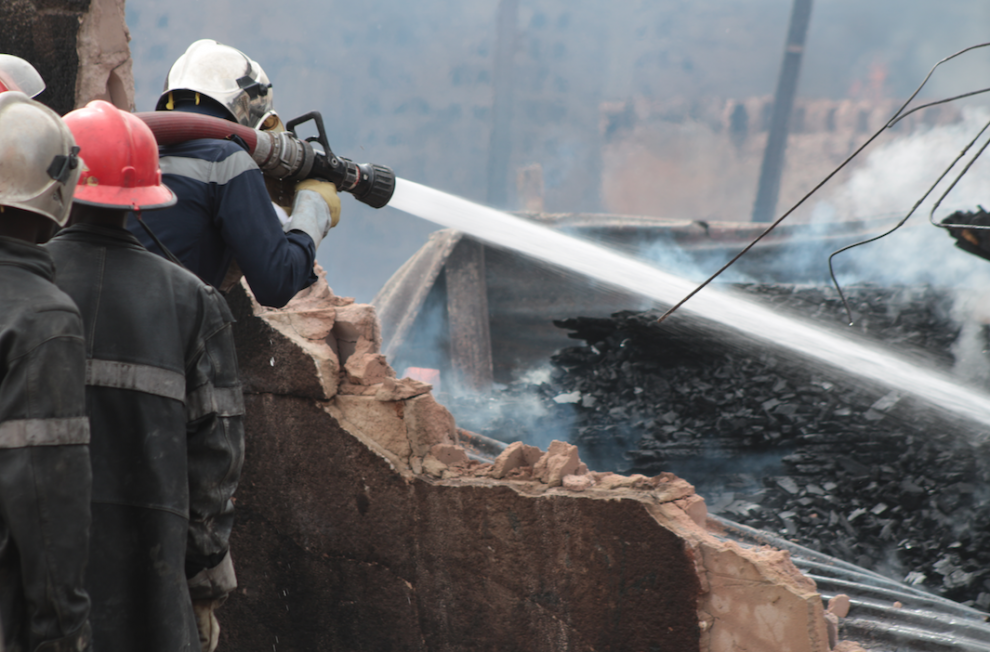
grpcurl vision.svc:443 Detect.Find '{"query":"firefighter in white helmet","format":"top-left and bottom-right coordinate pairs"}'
top-left (126, 39), bottom-right (341, 308)
top-left (0, 91), bottom-right (93, 652)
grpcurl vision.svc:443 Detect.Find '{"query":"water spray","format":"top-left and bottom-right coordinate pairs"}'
top-left (388, 177), bottom-right (990, 430)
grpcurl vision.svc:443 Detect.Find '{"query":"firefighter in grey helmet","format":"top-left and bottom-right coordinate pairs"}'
top-left (0, 91), bottom-right (93, 652)
top-left (0, 53), bottom-right (45, 96)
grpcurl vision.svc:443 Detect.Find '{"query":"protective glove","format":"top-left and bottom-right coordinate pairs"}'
top-left (295, 179), bottom-right (341, 227)
top-left (187, 551), bottom-right (236, 652)
top-left (192, 600), bottom-right (221, 652)
top-left (284, 185), bottom-right (336, 250)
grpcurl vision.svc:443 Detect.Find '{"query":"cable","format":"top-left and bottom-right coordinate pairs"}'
top-left (826, 117), bottom-right (990, 323)
top-left (889, 87), bottom-right (990, 128)
top-left (928, 124), bottom-right (990, 229)
top-left (656, 41), bottom-right (990, 325)
top-left (132, 206), bottom-right (186, 268)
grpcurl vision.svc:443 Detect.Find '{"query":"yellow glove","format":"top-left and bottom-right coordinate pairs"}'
top-left (295, 179), bottom-right (341, 227)
top-left (193, 599), bottom-right (222, 652)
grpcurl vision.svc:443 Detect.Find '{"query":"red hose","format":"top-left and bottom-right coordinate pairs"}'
top-left (134, 111), bottom-right (259, 153)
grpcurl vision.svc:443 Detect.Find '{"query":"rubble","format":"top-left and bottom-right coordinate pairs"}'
top-left (490, 441), bottom-right (543, 479)
top-left (512, 284), bottom-right (990, 607)
top-left (222, 271), bottom-right (854, 652)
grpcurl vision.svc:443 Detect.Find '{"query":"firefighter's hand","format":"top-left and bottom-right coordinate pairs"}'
top-left (295, 179), bottom-right (341, 227)
top-left (286, 185), bottom-right (335, 249)
top-left (193, 600), bottom-right (222, 652)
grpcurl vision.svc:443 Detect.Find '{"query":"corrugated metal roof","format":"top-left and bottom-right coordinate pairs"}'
top-left (711, 515), bottom-right (990, 651)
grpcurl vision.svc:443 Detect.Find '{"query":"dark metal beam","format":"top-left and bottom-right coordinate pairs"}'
top-left (751, 0), bottom-right (814, 223)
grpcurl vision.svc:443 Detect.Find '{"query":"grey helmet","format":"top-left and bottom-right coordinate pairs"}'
top-left (156, 39), bottom-right (279, 130)
top-left (0, 54), bottom-right (45, 97)
top-left (0, 92), bottom-right (80, 226)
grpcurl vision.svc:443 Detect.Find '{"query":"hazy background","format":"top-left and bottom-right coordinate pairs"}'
top-left (124, 0), bottom-right (990, 300)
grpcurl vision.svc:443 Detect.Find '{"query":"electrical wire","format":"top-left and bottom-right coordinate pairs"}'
top-left (656, 41), bottom-right (990, 325)
top-left (826, 117), bottom-right (990, 323)
top-left (927, 124), bottom-right (990, 229)
top-left (889, 86), bottom-right (990, 128)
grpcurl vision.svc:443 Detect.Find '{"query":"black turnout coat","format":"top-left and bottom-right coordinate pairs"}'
top-left (0, 237), bottom-right (93, 652)
top-left (45, 225), bottom-right (245, 652)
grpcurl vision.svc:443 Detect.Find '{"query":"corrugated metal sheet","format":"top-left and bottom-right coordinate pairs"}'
top-left (711, 515), bottom-right (990, 651)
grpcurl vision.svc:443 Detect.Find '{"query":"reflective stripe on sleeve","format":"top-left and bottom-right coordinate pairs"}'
top-left (86, 359), bottom-right (186, 402)
top-left (160, 150), bottom-right (257, 186)
top-left (0, 417), bottom-right (90, 449)
top-left (186, 384), bottom-right (245, 421)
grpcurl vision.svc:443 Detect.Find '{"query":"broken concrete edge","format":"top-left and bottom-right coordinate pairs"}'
top-left (75, 0), bottom-right (134, 111)
top-left (234, 270), bottom-right (860, 652)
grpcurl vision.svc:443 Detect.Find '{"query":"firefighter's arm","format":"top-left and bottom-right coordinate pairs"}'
top-left (212, 149), bottom-right (316, 307)
top-left (184, 286), bottom-right (244, 598)
top-left (281, 179), bottom-right (340, 251)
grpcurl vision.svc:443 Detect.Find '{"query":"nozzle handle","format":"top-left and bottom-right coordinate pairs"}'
top-left (286, 111), bottom-right (395, 208)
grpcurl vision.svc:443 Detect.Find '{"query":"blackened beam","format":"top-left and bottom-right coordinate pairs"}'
top-left (445, 237), bottom-right (494, 393)
top-left (751, 0), bottom-right (814, 223)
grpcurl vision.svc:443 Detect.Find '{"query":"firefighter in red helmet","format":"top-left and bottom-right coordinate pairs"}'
top-left (45, 100), bottom-right (245, 652)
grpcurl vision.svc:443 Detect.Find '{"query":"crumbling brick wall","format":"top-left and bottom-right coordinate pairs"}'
top-left (221, 269), bottom-right (836, 652)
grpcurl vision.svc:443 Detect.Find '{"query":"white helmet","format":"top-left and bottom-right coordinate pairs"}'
top-left (0, 54), bottom-right (45, 97)
top-left (0, 92), bottom-right (80, 226)
top-left (156, 39), bottom-right (279, 130)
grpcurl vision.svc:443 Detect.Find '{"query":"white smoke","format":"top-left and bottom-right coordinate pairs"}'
top-left (818, 108), bottom-right (990, 289)
top-left (814, 108), bottom-right (990, 384)
top-left (834, 108), bottom-right (990, 221)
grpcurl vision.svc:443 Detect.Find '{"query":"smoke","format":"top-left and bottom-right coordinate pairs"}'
top-left (121, 0), bottom-right (990, 463)
top-left (124, 0), bottom-right (990, 301)
top-left (441, 366), bottom-right (581, 452)
top-left (834, 109), bottom-right (990, 219)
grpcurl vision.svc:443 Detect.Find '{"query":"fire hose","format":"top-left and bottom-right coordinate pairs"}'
top-left (135, 111), bottom-right (395, 209)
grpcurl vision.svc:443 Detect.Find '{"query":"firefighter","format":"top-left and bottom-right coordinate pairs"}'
top-left (0, 92), bottom-right (93, 652)
top-left (46, 100), bottom-right (246, 652)
top-left (125, 38), bottom-right (341, 308)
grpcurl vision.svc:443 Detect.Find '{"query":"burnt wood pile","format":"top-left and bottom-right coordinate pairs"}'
top-left (448, 284), bottom-right (990, 608)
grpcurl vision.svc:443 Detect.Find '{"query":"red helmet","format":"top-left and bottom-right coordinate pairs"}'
top-left (62, 100), bottom-right (176, 210)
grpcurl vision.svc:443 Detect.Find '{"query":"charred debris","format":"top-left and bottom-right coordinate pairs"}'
top-left (446, 282), bottom-right (990, 608)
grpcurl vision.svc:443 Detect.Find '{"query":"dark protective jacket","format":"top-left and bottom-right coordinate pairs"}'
top-left (45, 225), bottom-right (245, 652)
top-left (0, 237), bottom-right (93, 652)
top-left (125, 137), bottom-right (317, 308)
